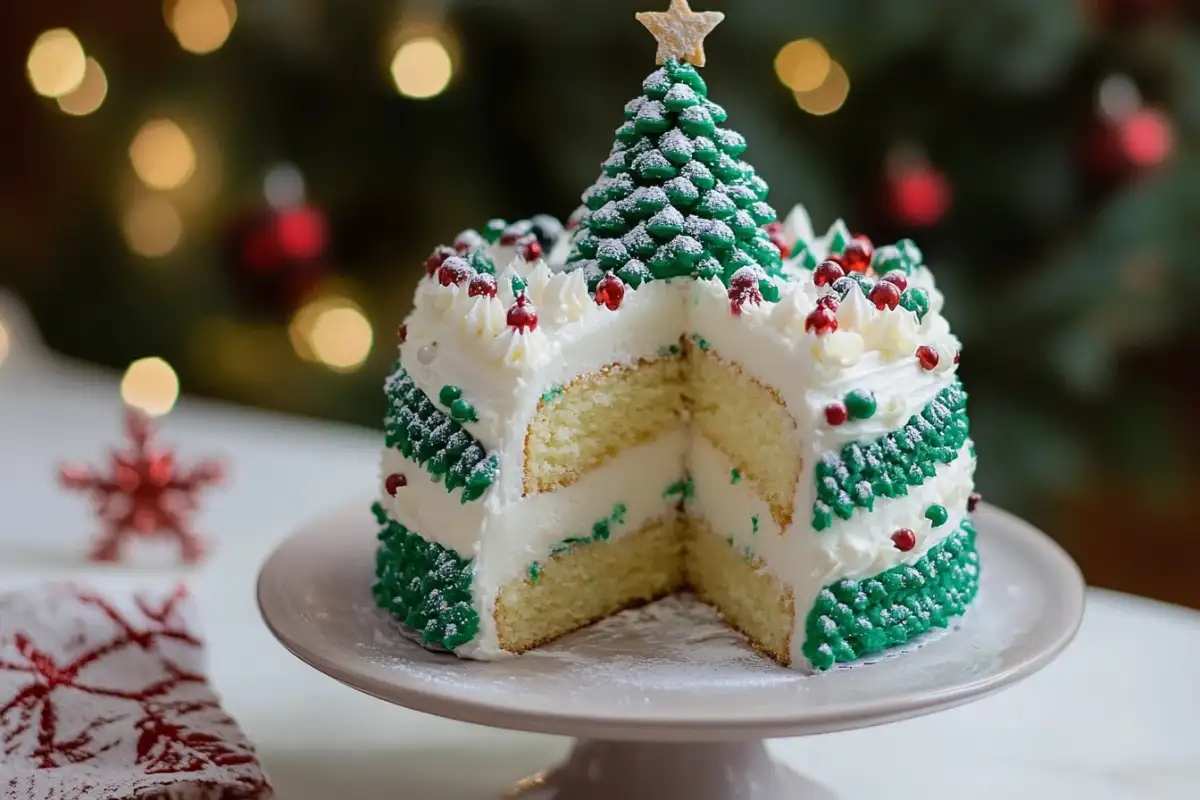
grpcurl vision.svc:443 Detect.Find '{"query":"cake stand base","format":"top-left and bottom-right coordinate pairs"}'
top-left (506, 740), bottom-right (835, 800)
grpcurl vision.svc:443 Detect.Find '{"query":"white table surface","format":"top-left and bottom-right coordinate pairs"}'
top-left (1, 310), bottom-right (1198, 799)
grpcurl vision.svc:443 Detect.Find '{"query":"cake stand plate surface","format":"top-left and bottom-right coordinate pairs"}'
top-left (258, 501), bottom-right (1084, 799)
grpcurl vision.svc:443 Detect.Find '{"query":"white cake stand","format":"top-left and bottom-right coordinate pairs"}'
top-left (257, 501), bottom-right (1084, 799)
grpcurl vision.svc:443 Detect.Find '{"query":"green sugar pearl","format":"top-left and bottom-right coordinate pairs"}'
top-left (450, 398), bottom-right (478, 423)
top-left (844, 389), bottom-right (877, 421)
top-left (439, 385), bottom-right (462, 406)
top-left (925, 504), bottom-right (949, 527)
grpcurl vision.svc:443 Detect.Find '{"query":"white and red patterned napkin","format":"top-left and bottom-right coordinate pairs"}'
top-left (0, 583), bottom-right (272, 800)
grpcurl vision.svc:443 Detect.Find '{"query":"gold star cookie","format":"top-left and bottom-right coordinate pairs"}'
top-left (636, 0), bottom-right (725, 68)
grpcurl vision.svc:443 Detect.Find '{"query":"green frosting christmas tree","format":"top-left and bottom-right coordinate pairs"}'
top-left (566, 1), bottom-right (784, 297)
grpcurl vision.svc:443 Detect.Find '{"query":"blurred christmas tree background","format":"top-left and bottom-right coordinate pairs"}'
top-left (2, 0), bottom-right (1199, 603)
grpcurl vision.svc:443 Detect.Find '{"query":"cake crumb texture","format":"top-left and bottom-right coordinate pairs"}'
top-left (686, 347), bottom-right (801, 529)
top-left (495, 516), bottom-right (685, 653)
top-left (683, 515), bottom-right (794, 666)
top-left (524, 355), bottom-right (686, 494)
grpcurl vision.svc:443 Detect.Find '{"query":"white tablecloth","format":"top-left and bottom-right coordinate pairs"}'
top-left (1, 326), bottom-right (1197, 799)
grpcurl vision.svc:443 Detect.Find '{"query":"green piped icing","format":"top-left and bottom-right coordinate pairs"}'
top-left (371, 502), bottom-right (480, 649)
top-left (663, 474), bottom-right (695, 502)
top-left (529, 501), bottom-right (631, 583)
top-left (384, 364), bottom-right (498, 503)
top-left (812, 381), bottom-right (969, 531)
top-left (802, 520), bottom-right (980, 671)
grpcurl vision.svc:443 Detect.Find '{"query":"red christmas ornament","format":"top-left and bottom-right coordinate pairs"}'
top-left (595, 273), bottom-right (626, 310)
top-left (891, 528), bottom-right (917, 552)
top-left (816, 295), bottom-right (839, 311)
top-left (841, 240), bottom-right (874, 274)
top-left (880, 270), bottom-right (908, 292)
top-left (519, 237), bottom-right (544, 262)
top-left (968, 492), bottom-right (982, 512)
top-left (824, 402), bottom-right (849, 426)
top-left (396, 323), bottom-right (408, 344)
top-left (385, 473), bottom-right (407, 496)
top-left (765, 221), bottom-right (792, 259)
top-left (58, 409), bottom-right (225, 564)
top-left (804, 307), bottom-right (838, 334)
top-left (468, 273), bottom-right (498, 298)
top-left (915, 345), bottom-right (940, 370)
top-left (506, 294), bottom-right (539, 332)
top-left (437, 257), bottom-right (472, 287)
top-left (424, 245), bottom-right (456, 276)
top-left (868, 282), bottom-right (901, 310)
top-left (813, 260), bottom-right (845, 287)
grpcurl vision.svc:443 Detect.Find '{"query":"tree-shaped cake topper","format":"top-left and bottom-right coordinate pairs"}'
top-left (636, 0), bottom-right (725, 68)
top-left (566, 3), bottom-right (784, 302)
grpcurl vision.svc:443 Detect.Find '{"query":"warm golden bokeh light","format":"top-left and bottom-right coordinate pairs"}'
top-left (130, 119), bottom-right (197, 190)
top-left (121, 357), bottom-right (181, 416)
top-left (390, 36), bottom-right (454, 99)
top-left (290, 297), bottom-right (373, 372)
top-left (56, 58), bottom-right (108, 116)
top-left (774, 38), bottom-right (831, 93)
top-left (123, 196), bottom-right (183, 258)
top-left (0, 318), bottom-right (10, 368)
top-left (27, 29), bottom-right (87, 98)
top-left (795, 60), bottom-right (850, 116)
top-left (166, 0), bottom-right (237, 55)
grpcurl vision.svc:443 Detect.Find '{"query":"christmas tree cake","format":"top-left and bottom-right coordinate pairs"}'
top-left (372, 1), bottom-right (979, 672)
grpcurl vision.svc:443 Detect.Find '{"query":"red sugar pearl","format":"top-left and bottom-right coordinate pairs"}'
top-left (506, 294), bottom-right (539, 332)
top-left (424, 245), bottom-right (456, 276)
top-left (804, 307), bottom-right (839, 334)
top-left (824, 402), bottom-right (849, 426)
top-left (520, 237), bottom-right (543, 262)
top-left (729, 267), bottom-right (760, 290)
top-left (594, 273), bottom-right (625, 310)
top-left (816, 294), bottom-right (840, 311)
top-left (880, 270), bottom-right (908, 292)
top-left (468, 273), bottom-right (497, 298)
top-left (841, 240), bottom-right (874, 274)
top-left (967, 492), bottom-right (982, 512)
top-left (385, 473), bottom-right (407, 496)
top-left (891, 529), bottom-right (916, 552)
top-left (915, 345), bottom-right (940, 370)
top-left (868, 281), bottom-right (901, 310)
top-left (437, 257), bottom-right (472, 287)
top-left (396, 323), bottom-right (408, 345)
top-left (954, 350), bottom-right (961, 364)
top-left (813, 260), bottom-right (845, 287)
top-left (853, 233), bottom-right (873, 249)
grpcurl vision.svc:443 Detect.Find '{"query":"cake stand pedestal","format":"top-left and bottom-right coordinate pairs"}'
top-left (257, 502), bottom-right (1084, 800)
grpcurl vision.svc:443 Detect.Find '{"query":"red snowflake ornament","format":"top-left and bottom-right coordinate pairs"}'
top-left (58, 409), bottom-right (225, 564)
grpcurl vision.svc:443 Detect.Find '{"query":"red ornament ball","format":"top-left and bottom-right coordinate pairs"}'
top-left (880, 270), bottom-right (908, 292)
top-left (841, 240), bottom-right (874, 274)
top-left (424, 245), bottom-right (456, 276)
top-left (804, 307), bottom-right (838, 334)
top-left (437, 257), bottom-right (472, 287)
top-left (595, 273), bottom-right (625, 311)
top-left (868, 282), bottom-right (901, 310)
top-left (468, 273), bottom-right (498, 298)
top-left (891, 529), bottom-right (916, 552)
top-left (915, 345), bottom-right (939, 370)
top-left (396, 323), bottom-right (408, 344)
top-left (520, 237), bottom-right (543, 262)
top-left (385, 473), bottom-right (407, 496)
top-left (824, 402), bottom-right (849, 426)
top-left (506, 294), bottom-right (539, 332)
top-left (967, 492), bottom-right (981, 512)
top-left (816, 294), bottom-right (840, 311)
top-left (813, 260), bottom-right (845, 287)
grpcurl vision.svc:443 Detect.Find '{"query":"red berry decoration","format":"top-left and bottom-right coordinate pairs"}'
top-left (841, 240), bottom-right (874, 274)
top-left (520, 237), bottom-right (543, 262)
top-left (868, 281), bottom-right (901, 310)
top-left (729, 267), bottom-right (760, 289)
top-left (468, 273), bottom-right (498, 298)
top-left (891, 529), bottom-right (916, 552)
top-left (853, 233), bottom-right (873, 249)
top-left (967, 492), bottom-right (981, 512)
top-left (954, 350), bottom-right (961, 364)
top-left (424, 245), bottom-right (456, 276)
top-left (594, 273), bottom-right (625, 311)
top-left (437, 257), bottom-right (472, 287)
top-left (396, 323), bottom-right (408, 344)
top-left (385, 473), bottom-right (407, 496)
top-left (813, 260), bottom-right (845, 287)
top-left (880, 270), bottom-right (908, 292)
top-left (804, 307), bottom-right (838, 334)
top-left (728, 285), bottom-right (763, 316)
top-left (816, 294), bottom-right (839, 311)
top-left (765, 221), bottom-right (792, 259)
top-left (506, 294), bottom-right (538, 332)
top-left (915, 345), bottom-right (940, 370)
top-left (824, 402), bottom-right (849, 426)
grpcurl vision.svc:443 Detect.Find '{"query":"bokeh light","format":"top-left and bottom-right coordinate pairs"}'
top-left (891, 167), bottom-right (952, 228)
top-left (1098, 74), bottom-right (1140, 122)
top-left (130, 119), bottom-right (197, 190)
top-left (123, 196), bottom-right (183, 258)
top-left (794, 60), bottom-right (850, 116)
top-left (0, 318), bottom-right (9, 368)
top-left (166, 0), bottom-right (237, 55)
top-left (289, 297), bottom-right (373, 372)
top-left (390, 36), bottom-right (454, 99)
top-left (264, 162), bottom-right (306, 209)
top-left (27, 29), bottom-right (87, 98)
top-left (120, 357), bottom-right (180, 416)
top-left (56, 57), bottom-right (108, 116)
top-left (1120, 109), bottom-right (1174, 167)
top-left (774, 39), bottom-right (831, 93)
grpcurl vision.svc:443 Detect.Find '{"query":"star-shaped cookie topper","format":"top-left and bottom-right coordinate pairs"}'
top-left (636, 0), bottom-right (725, 68)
